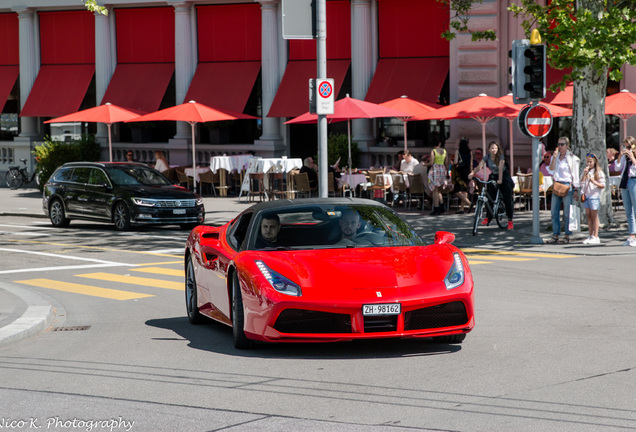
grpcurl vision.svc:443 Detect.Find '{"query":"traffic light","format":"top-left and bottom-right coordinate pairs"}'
top-left (512, 41), bottom-right (546, 103)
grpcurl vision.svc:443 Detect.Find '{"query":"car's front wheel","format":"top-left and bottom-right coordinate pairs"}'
top-left (113, 202), bottom-right (131, 231)
top-left (185, 255), bottom-right (204, 324)
top-left (49, 199), bottom-right (70, 228)
top-left (231, 273), bottom-right (254, 349)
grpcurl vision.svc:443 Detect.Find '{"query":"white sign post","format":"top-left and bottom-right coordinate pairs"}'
top-left (315, 78), bottom-right (334, 115)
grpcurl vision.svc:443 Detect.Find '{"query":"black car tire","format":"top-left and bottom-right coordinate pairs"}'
top-left (231, 273), bottom-right (254, 349)
top-left (185, 255), bottom-right (204, 324)
top-left (113, 201), bottom-right (131, 231)
top-left (49, 199), bottom-right (70, 228)
top-left (432, 334), bottom-right (466, 344)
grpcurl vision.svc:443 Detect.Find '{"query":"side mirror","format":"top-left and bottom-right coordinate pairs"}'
top-left (434, 231), bottom-right (455, 245)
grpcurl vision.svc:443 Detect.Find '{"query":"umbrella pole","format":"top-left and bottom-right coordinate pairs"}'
top-left (348, 119), bottom-right (352, 176)
top-left (623, 117), bottom-right (628, 141)
top-left (481, 121), bottom-right (487, 179)
top-left (107, 123), bottom-right (113, 162)
top-left (191, 122), bottom-right (197, 192)
top-left (403, 120), bottom-right (408, 152)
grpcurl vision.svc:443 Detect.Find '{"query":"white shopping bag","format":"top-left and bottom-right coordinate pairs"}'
top-left (569, 204), bottom-right (581, 232)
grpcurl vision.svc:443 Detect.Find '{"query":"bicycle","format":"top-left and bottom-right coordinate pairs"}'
top-left (5, 158), bottom-right (40, 190)
top-left (471, 177), bottom-right (507, 236)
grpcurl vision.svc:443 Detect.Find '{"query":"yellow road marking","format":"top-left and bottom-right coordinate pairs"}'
top-left (76, 273), bottom-right (182, 290)
top-left (463, 255), bottom-right (534, 262)
top-left (131, 267), bottom-right (184, 277)
top-left (134, 261), bottom-right (183, 266)
top-left (462, 248), bottom-right (577, 258)
top-left (16, 279), bottom-right (153, 300)
top-left (466, 260), bottom-right (493, 265)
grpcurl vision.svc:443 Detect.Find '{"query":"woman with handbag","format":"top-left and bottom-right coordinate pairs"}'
top-left (546, 137), bottom-right (581, 244)
top-left (453, 137), bottom-right (473, 214)
top-left (580, 153), bottom-right (605, 244)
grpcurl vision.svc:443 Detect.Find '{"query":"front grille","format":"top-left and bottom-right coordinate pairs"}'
top-left (274, 309), bottom-right (351, 334)
top-left (404, 302), bottom-right (468, 331)
top-left (364, 315), bottom-right (398, 333)
top-left (154, 199), bottom-right (197, 208)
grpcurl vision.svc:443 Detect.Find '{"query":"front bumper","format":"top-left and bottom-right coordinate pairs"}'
top-left (130, 205), bottom-right (205, 225)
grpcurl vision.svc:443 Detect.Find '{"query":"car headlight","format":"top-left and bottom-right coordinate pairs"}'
top-left (256, 260), bottom-right (302, 296)
top-left (444, 253), bottom-right (465, 290)
top-left (132, 197), bottom-right (156, 207)
top-left (195, 196), bottom-right (203, 206)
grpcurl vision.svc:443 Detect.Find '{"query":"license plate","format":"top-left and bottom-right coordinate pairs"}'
top-left (362, 303), bottom-right (401, 316)
top-left (173, 209), bottom-right (186, 215)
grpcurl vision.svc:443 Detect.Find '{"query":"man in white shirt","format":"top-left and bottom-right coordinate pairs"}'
top-left (399, 150), bottom-right (419, 174)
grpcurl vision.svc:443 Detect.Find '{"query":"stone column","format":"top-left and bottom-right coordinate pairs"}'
top-left (172, 2), bottom-right (195, 139)
top-left (256, 0), bottom-right (283, 153)
top-left (94, 7), bottom-right (113, 141)
top-left (351, 0), bottom-right (374, 150)
top-left (14, 7), bottom-right (38, 137)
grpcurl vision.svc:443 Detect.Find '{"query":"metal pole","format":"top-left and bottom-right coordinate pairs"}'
top-left (530, 134), bottom-right (543, 243)
top-left (316, 0), bottom-right (328, 198)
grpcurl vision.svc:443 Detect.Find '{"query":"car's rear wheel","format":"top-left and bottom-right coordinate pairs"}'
top-left (433, 334), bottom-right (466, 344)
top-left (185, 255), bottom-right (204, 324)
top-left (231, 273), bottom-right (254, 349)
top-left (49, 199), bottom-right (70, 228)
top-left (113, 202), bottom-right (131, 231)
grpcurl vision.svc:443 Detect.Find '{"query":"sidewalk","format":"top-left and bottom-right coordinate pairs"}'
top-left (1, 186), bottom-right (635, 347)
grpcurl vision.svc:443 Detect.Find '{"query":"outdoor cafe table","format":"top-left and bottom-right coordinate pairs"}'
top-left (239, 157), bottom-right (303, 201)
top-left (210, 155), bottom-right (254, 196)
top-left (184, 166), bottom-right (211, 183)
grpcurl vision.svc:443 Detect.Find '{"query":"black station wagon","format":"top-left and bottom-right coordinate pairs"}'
top-left (42, 162), bottom-right (205, 230)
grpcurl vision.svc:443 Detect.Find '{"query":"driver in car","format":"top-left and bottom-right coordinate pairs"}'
top-left (256, 214), bottom-right (281, 249)
top-left (339, 209), bottom-right (361, 241)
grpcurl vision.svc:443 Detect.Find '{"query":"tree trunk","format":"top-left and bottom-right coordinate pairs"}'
top-left (572, 0), bottom-right (614, 227)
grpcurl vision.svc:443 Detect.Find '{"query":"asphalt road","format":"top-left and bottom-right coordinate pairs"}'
top-left (1, 215), bottom-right (635, 432)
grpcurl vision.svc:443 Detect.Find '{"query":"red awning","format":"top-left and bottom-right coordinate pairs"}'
top-left (184, 61), bottom-right (260, 112)
top-left (365, 57), bottom-right (448, 105)
top-left (101, 63), bottom-right (174, 113)
top-left (0, 65), bottom-right (19, 110)
top-left (20, 65), bottom-right (94, 117)
top-left (267, 59), bottom-right (350, 118)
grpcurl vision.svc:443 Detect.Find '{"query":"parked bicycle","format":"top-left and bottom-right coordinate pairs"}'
top-left (5, 158), bottom-right (40, 190)
top-left (472, 178), bottom-right (506, 236)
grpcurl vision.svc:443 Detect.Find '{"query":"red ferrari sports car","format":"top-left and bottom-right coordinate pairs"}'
top-left (185, 198), bottom-right (474, 348)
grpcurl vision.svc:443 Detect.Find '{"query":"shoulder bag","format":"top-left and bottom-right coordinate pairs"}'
top-left (552, 181), bottom-right (570, 197)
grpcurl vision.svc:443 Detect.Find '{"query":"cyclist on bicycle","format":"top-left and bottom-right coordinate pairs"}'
top-left (469, 141), bottom-right (515, 230)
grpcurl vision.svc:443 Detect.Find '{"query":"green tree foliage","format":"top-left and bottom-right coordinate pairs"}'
top-left (33, 134), bottom-right (101, 191)
top-left (83, 0), bottom-right (108, 15)
top-left (327, 133), bottom-right (359, 169)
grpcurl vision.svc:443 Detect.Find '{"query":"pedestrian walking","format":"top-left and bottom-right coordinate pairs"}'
top-left (580, 153), bottom-right (605, 244)
top-left (615, 136), bottom-right (636, 247)
top-left (429, 141), bottom-right (448, 215)
top-left (452, 137), bottom-right (473, 214)
top-left (546, 137), bottom-right (581, 244)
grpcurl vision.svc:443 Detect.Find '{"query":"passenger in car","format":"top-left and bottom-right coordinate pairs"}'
top-left (255, 213), bottom-right (282, 248)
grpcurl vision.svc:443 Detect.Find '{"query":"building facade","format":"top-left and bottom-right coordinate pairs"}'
top-left (1, 0), bottom-right (635, 176)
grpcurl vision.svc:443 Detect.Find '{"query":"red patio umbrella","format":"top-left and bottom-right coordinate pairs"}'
top-left (44, 103), bottom-right (146, 162)
top-left (605, 89), bottom-right (636, 140)
top-left (126, 100), bottom-right (258, 190)
top-left (544, 84), bottom-right (573, 106)
top-left (497, 94), bottom-right (572, 173)
top-left (378, 96), bottom-right (442, 151)
top-left (286, 95), bottom-right (409, 173)
top-left (412, 93), bottom-right (519, 154)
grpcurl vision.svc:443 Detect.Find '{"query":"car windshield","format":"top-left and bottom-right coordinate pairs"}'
top-left (250, 204), bottom-right (424, 250)
top-left (105, 165), bottom-right (172, 186)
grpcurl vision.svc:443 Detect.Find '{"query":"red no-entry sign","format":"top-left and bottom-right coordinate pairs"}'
top-left (518, 104), bottom-right (552, 138)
